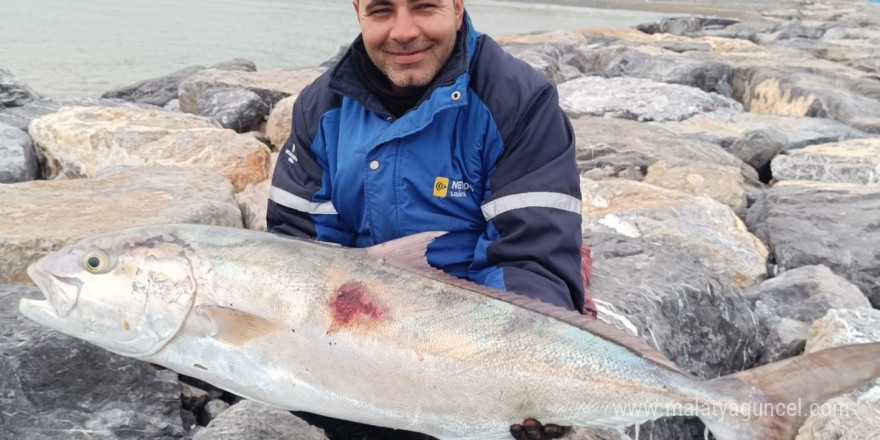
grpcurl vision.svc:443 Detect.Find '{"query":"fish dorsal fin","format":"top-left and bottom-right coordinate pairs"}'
top-left (365, 232), bottom-right (681, 373)
top-left (196, 305), bottom-right (281, 346)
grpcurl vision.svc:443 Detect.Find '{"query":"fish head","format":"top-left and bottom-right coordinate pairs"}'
top-left (20, 227), bottom-right (198, 358)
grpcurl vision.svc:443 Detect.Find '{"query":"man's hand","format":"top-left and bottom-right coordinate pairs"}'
top-left (510, 418), bottom-right (569, 440)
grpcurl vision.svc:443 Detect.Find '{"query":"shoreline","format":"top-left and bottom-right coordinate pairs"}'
top-left (493, 0), bottom-right (771, 18)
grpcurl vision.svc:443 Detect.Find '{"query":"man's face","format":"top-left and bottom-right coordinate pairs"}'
top-left (353, 0), bottom-right (464, 92)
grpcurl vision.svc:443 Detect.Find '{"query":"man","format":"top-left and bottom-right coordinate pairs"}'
top-left (268, 0), bottom-right (593, 438)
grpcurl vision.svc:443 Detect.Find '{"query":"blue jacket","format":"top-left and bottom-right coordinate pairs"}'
top-left (267, 14), bottom-right (585, 312)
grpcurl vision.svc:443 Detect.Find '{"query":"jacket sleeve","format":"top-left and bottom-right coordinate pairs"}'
top-left (472, 83), bottom-right (586, 313)
top-left (267, 93), bottom-right (355, 245)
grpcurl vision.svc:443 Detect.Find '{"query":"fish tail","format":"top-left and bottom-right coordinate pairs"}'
top-left (700, 342), bottom-right (880, 440)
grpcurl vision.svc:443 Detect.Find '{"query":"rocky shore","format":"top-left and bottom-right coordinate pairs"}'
top-left (2, 0), bottom-right (879, 439)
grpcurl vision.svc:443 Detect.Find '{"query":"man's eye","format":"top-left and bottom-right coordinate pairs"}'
top-left (369, 8), bottom-right (392, 16)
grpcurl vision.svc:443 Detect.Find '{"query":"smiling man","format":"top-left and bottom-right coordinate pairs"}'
top-left (268, 0), bottom-right (593, 439)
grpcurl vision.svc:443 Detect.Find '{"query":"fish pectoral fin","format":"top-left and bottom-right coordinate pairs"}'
top-left (195, 305), bottom-right (280, 346)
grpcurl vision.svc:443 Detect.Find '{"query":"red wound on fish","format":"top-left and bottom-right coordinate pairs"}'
top-left (328, 282), bottom-right (384, 332)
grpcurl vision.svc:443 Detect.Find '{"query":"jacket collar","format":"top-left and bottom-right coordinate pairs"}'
top-left (329, 11), bottom-right (478, 116)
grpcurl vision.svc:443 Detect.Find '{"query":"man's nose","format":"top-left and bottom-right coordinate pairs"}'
top-left (389, 8), bottom-right (419, 42)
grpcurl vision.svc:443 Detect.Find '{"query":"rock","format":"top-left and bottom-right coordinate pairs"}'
top-left (502, 40), bottom-right (589, 85)
top-left (180, 383), bottom-right (209, 412)
top-left (736, 67), bottom-right (880, 133)
top-left (644, 159), bottom-right (747, 218)
top-left (201, 399), bottom-right (231, 426)
top-left (572, 116), bottom-right (758, 185)
top-left (654, 112), bottom-right (869, 153)
top-left (101, 59), bottom-right (257, 107)
top-left (746, 181), bottom-right (880, 307)
top-left (771, 138), bottom-right (880, 184)
top-left (743, 265), bottom-right (871, 364)
top-left (236, 152), bottom-right (277, 232)
top-left (0, 68), bottom-right (39, 108)
top-left (558, 76), bottom-right (742, 122)
top-left (796, 309), bottom-right (880, 440)
top-left (637, 16), bottom-right (741, 36)
top-left (266, 95), bottom-right (296, 150)
top-left (196, 87), bottom-right (269, 133)
top-left (0, 122), bottom-right (38, 183)
top-left (728, 124), bottom-right (788, 170)
top-left (178, 68), bottom-right (322, 119)
top-left (581, 178), bottom-right (769, 289)
top-left (0, 97), bottom-right (155, 133)
top-left (0, 284), bottom-right (185, 439)
top-left (192, 400), bottom-right (327, 440)
top-left (0, 166), bottom-right (242, 284)
top-left (584, 47), bottom-right (735, 96)
top-left (28, 106), bottom-right (270, 193)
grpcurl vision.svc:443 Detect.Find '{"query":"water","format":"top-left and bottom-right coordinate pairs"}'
top-left (0, 0), bottom-right (677, 99)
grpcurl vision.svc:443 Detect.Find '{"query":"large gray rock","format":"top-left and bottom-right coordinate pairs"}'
top-left (101, 59), bottom-right (257, 107)
top-left (196, 87), bottom-right (269, 133)
top-left (637, 16), bottom-right (741, 36)
top-left (502, 40), bottom-right (589, 85)
top-left (558, 76), bottom-right (742, 122)
top-left (0, 122), bottom-right (38, 183)
top-left (0, 68), bottom-right (38, 108)
top-left (581, 178), bottom-right (769, 290)
top-left (571, 116), bottom-right (759, 185)
top-left (771, 138), bottom-right (880, 184)
top-left (743, 265), bottom-right (872, 365)
top-left (584, 46), bottom-right (735, 96)
top-left (192, 400), bottom-right (327, 440)
top-left (0, 284), bottom-right (185, 439)
top-left (643, 159), bottom-right (747, 218)
top-left (746, 181), bottom-right (880, 307)
top-left (0, 166), bottom-right (242, 285)
top-left (0, 97), bottom-right (161, 133)
top-left (728, 124), bottom-right (788, 171)
top-left (653, 112), bottom-right (870, 152)
top-left (796, 309), bottom-right (880, 440)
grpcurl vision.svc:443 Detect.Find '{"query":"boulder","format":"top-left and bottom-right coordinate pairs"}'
top-left (771, 138), bottom-right (880, 184)
top-left (0, 284), bottom-right (185, 439)
top-left (644, 159), bottom-right (747, 218)
top-left (743, 265), bottom-right (871, 364)
top-left (0, 97), bottom-right (156, 133)
top-left (796, 309), bottom-right (880, 440)
top-left (0, 122), bottom-right (38, 183)
top-left (192, 400), bottom-right (327, 440)
top-left (266, 95), bottom-right (296, 150)
top-left (0, 166), bottom-right (242, 285)
top-left (0, 68), bottom-right (38, 108)
top-left (201, 399), bottom-right (231, 426)
top-left (558, 76), bottom-right (742, 122)
top-left (637, 16), bottom-right (740, 36)
top-left (501, 40), bottom-right (589, 85)
top-left (178, 68), bottom-right (322, 119)
top-left (571, 116), bottom-right (758, 184)
top-left (581, 178), bottom-right (769, 289)
top-left (28, 106), bottom-right (270, 192)
top-left (195, 87), bottom-right (269, 133)
top-left (235, 153), bottom-right (278, 232)
top-left (746, 181), bottom-right (880, 307)
top-left (653, 112), bottom-right (869, 152)
top-left (101, 59), bottom-right (257, 107)
top-left (728, 124), bottom-right (788, 170)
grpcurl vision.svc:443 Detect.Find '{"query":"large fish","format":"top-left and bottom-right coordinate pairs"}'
top-left (19, 224), bottom-right (880, 440)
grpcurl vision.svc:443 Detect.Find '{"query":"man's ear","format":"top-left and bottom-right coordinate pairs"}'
top-left (455, 0), bottom-right (465, 30)
top-left (352, 0), bottom-right (360, 18)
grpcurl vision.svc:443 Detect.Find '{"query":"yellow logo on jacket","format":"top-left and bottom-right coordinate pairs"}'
top-left (433, 177), bottom-right (449, 198)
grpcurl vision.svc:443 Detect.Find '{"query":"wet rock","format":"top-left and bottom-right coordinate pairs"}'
top-left (0, 166), bottom-right (242, 284)
top-left (0, 122), bottom-right (38, 183)
top-left (558, 76), bottom-right (742, 122)
top-left (771, 138), bottom-right (880, 184)
top-left (101, 59), bottom-right (257, 107)
top-left (728, 123), bottom-right (788, 171)
top-left (743, 265), bottom-right (871, 364)
top-left (192, 400), bottom-right (327, 440)
top-left (266, 95), bottom-right (296, 150)
top-left (196, 87), bottom-right (269, 133)
top-left (28, 106), bottom-right (270, 192)
top-left (736, 67), bottom-right (880, 133)
top-left (0, 68), bottom-right (39, 108)
top-left (654, 112), bottom-right (869, 153)
top-left (571, 116), bottom-right (758, 185)
top-left (0, 284), bottom-right (185, 439)
top-left (584, 47), bottom-right (734, 96)
top-left (644, 159), bottom-right (747, 218)
top-left (581, 178), bottom-right (769, 290)
top-left (178, 68), bottom-right (322, 121)
top-left (797, 309), bottom-right (880, 440)
top-left (746, 181), bottom-right (880, 307)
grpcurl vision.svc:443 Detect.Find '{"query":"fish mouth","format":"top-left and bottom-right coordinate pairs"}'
top-left (26, 263), bottom-right (81, 318)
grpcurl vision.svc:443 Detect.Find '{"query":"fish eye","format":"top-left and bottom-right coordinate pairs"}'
top-left (83, 250), bottom-right (110, 273)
